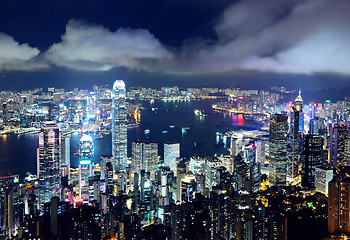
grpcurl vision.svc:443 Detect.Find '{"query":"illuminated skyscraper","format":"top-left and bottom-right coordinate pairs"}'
top-left (79, 134), bottom-right (94, 203)
top-left (132, 141), bottom-right (144, 173)
top-left (144, 141), bottom-right (158, 175)
top-left (269, 114), bottom-right (288, 186)
top-left (287, 107), bottom-right (300, 184)
top-left (301, 134), bottom-right (323, 188)
top-left (112, 80), bottom-right (127, 172)
top-left (79, 134), bottom-right (94, 159)
top-left (164, 142), bottom-right (180, 173)
top-left (329, 125), bottom-right (348, 167)
top-left (37, 121), bottom-right (61, 209)
top-left (328, 173), bottom-right (350, 235)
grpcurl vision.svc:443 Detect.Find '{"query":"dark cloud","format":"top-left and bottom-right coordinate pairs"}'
top-left (1, 0), bottom-right (349, 76)
top-left (170, 0), bottom-right (350, 75)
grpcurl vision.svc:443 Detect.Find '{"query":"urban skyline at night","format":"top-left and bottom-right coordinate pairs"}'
top-left (1, 0), bottom-right (350, 239)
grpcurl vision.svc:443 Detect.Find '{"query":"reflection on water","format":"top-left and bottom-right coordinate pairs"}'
top-left (0, 100), bottom-right (259, 179)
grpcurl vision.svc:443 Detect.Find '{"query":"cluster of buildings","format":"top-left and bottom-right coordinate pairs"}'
top-left (1, 81), bottom-right (350, 239)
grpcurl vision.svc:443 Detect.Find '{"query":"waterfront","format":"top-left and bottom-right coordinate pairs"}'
top-left (0, 99), bottom-right (260, 179)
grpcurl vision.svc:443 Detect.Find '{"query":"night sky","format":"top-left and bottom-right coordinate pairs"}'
top-left (0, 0), bottom-right (350, 90)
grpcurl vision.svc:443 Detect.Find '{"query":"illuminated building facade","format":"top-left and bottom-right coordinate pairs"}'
top-left (37, 121), bottom-right (61, 209)
top-left (79, 134), bottom-right (94, 203)
top-left (112, 80), bottom-right (127, 172)
top-left (329, 125), bottom-right (348, 167)
top-left (328, 174), bottom-right (350, 235)
top-left (269, 114), bottom-right (288, 186)
top-left (164, 142), bottom-right (180, 173)
top-left (301, 134), bottom-right (323, 188)
top-left (132, 141), bottom-right (144, 173)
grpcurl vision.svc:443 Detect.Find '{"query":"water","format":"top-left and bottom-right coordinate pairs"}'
top-left (0, 100), bottom-right (260, 179)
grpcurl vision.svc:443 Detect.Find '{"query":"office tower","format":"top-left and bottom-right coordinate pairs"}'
top-left (37, 121), bottom-right (61, 209)
top-left (132, 141), bottom-right (144, 173)
top-left (255, 140), bottom-right (265, 164)
top-left (315, 167), bottom-right (333, 195)
top-left (287, 107), bottom-right (301, 185)
top-left (61, 137), bottom-right (70, 167)
top-left (79, 134), bottom-right (94, 159)
top-left (301, 135), bottom-right (323, 188)
top-left (269, 114), bottom-right (288, 186)
top-left (164, 142), bottom-right (180, 173)
top-left (295, 90), bottom-right (304, 133)
top-left (112, 80), bottom-right (127, 172)
top-left (328, 174), bottom-right (350, 235)
top-left (2, 101), bottom-right (8, 125)
top-left (4, 187), bottom-right (14, 237)
top-left (42, 197), bottom-right (70, 239)
top-left (190, 157), bottom-right (206, 174)
top-left (144, 141), bottom-right (158, 175)
top-left (329, 125), bottom-right (348, 167)
top-left (79, 160), bottom-right (93, 203)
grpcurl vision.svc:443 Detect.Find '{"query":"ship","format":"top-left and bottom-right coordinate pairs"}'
top-left (194, 109), bottom-right (207, 117)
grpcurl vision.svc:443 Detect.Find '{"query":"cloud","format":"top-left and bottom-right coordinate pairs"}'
top-left (0, 33), bottom-right (46, 71)
top-left (45, 19), bottom-right (172, 71)
top-left (173, 0), bottom-right (350, 75)
top-left (35, 0), bottom-right (350, 76)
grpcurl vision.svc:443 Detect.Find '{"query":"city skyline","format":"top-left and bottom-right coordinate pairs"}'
top-left (2, 0), bottom-right (350, 239)
top-left (0, 0), bottom-right (350, 90)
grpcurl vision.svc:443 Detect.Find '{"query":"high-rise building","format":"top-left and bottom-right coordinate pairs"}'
top-left (144, 141), bottom-right (158, 178)
top-left (112, 80), bottom-right (127, 172)
top-left (269, 114), bottom-right (288, 186)
top-left (255, 140), bottom-right (265, 164)
top-left (61, 137), bottom-right (70, 167)
top-left (37, 121), bottom-right (61, 209)
top-left (295, 90), bottom-right (304, 132)
top-left (79, 134), bottom-right (94, 159)
top-left (328, 172), bottom-right (350, 235)
top-left (315, 166), bottom-right (333, 195)
top-left (79, 134), bottom-right (94, 203)
top-left (329, 125), bottom-right (348, 167)
top-left (301, 135), bottom-right (323, 188)
top-left (164, 142), bottom-right (180, 173)
top-left (79, 160), bottom-right (93, 203)
top-left (131, 141), bottom-right (158, 177)
top-left (2, 101), bottom-right (8, 125)
top-left (132, 141), bottom-right (144, 173)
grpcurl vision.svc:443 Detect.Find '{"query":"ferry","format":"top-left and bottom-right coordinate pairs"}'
top-left (194, 109), bottom-right (207, 117)
top-left (95, 135), bottom-right (103, 140)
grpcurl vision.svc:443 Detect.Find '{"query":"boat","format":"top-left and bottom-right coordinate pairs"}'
top-left (162, 130), bottom-right (168, 134)
top-left (144, 129), bottom-right (150, 134)
top-left (127, 123), bottom-right (140, 129)
top-left (169, 125), bottom-right (175, 128)
top-left (95, 135), bottom-right (103, 140)
top-left (194, 109), bottom-right (207, 117)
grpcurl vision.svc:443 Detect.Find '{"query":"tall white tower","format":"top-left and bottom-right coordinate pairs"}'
top-left (112, 80), bottom-right (127, 172)
top-left (37, 121), bottom-right (61, 209)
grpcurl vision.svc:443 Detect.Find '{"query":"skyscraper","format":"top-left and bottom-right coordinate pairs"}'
top-left (144, 141), bottom-right (158, 175)
top-left (164, 142), bottom-right (180, 173)
top-left (37, 121), bottom-right (61, 209)
top-left (269, 114), bottom-right (288, 186)
top-left (328, 172), bottom-right (350, 235)
top-left (112, 80), bottom-right (127, 172)
top-left (132, 141), bottom-right (144, 173)
top-left (329, 125), bottom-right (348, 167)
top-left (301, 134), bottom-right (323, 188)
